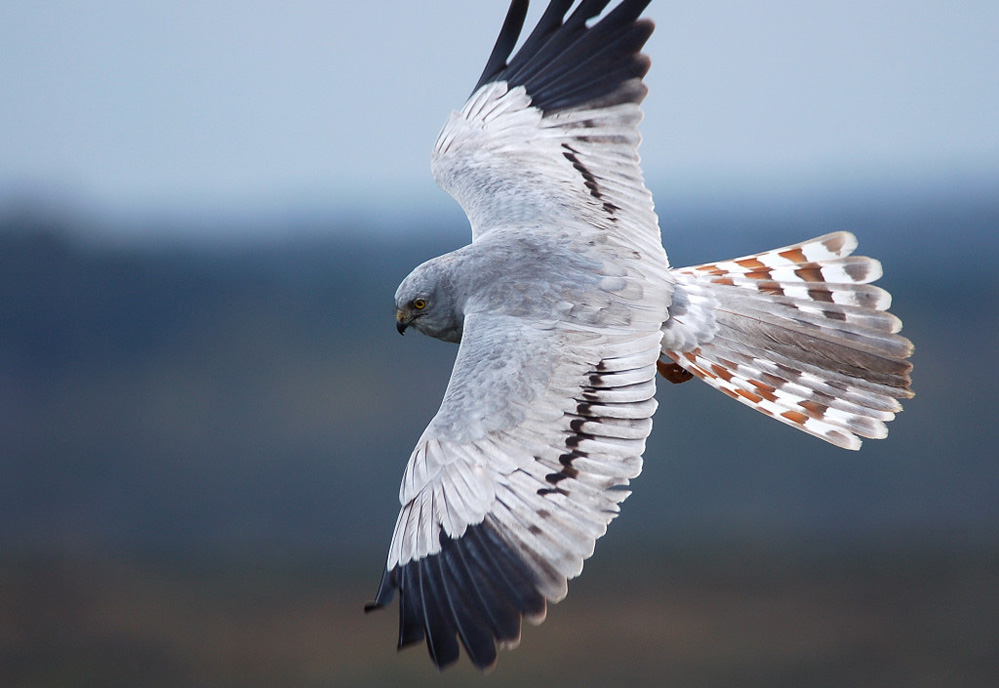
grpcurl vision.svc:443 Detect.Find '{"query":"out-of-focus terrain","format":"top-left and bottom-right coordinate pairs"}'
top-left (1, 188), bottom-right (997, 686)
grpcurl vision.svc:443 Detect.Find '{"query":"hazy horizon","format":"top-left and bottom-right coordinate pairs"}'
top-left (3, 0), bottom-right (997, 227)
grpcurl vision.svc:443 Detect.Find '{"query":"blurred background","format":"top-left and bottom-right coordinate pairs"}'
top-left (2, 1), bottom-right (998, 686)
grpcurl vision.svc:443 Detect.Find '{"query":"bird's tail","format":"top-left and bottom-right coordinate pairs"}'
top-left (660, 232), bottom-right (914, 450)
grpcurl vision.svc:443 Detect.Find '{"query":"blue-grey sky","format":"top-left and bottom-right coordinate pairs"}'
top-left (2, 0), bottom-right (997, 224)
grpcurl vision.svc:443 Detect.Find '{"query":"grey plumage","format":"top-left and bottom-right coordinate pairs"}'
top-left (367, 0), bottom-right (913, 670)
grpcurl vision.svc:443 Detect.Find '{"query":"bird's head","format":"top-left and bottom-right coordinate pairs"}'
top-left (394, 259), bottom-right (463, 342)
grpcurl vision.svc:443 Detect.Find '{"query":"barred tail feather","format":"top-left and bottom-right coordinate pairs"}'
top-left (663, 232), bottom-right (914, 450)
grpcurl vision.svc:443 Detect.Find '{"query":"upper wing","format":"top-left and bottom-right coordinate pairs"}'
top-left (432, 0), bottom-right (664, 262)
top-left (366, 307), bottom-right (665, 670)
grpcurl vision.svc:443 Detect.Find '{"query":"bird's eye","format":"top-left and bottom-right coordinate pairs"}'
top-left (412, 299), bottom-right (427, 310)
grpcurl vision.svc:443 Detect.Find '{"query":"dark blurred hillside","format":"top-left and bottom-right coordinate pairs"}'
top-left (1, 192), bottom-right (998, 686)
top-left (2, 193), bottom-right (997, 554)
top-left (0, 210), bottom-right (463, 554)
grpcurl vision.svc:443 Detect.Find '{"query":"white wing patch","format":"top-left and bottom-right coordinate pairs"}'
top-left (432, 80), bottom-right (664, 265)
top-left (387, 314), bottom-right (661, 575)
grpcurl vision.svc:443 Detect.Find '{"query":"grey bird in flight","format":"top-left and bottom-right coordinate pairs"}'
top-left (365, 0), bottom-right (913, 670)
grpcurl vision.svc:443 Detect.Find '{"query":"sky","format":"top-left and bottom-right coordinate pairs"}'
top-left (2, 0), bottom-right (998, 227)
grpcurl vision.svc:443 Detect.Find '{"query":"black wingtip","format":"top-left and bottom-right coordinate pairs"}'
top-left (364, 566), bottom-right (396, 613)
top-left (474, 0), bottom-right (531, 93)
top-left (471, 0), bottom-right (655, 114)
top-left (371, 520), bottom-right (547, 670)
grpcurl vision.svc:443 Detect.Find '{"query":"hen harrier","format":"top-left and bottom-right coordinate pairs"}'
top-left (365, 0), bottom-right (913, 670)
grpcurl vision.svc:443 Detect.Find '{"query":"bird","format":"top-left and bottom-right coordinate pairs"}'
top-left (364, 0), bottom-right (913, 671)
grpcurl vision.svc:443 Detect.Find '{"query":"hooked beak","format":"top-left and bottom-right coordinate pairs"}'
top-left (396, 310), bottom-right (410, 335)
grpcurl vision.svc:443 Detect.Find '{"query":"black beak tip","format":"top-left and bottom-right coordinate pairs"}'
top-left (396, 321), bottom-right (407, 335)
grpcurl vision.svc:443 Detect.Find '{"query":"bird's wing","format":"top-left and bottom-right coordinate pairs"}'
top-left (432, 0), bottom-right (665, 263)
top-left (366, 302), bottom-right (666, 669)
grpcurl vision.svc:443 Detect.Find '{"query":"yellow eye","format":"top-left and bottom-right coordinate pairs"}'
top-left (412, 299), bottom-right (427, 310)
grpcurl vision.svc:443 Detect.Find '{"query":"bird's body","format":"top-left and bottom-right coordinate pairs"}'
top-left (399, 224), bottom-right (662, 339)
top-left (368, 0), bottom-right (913, 670)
